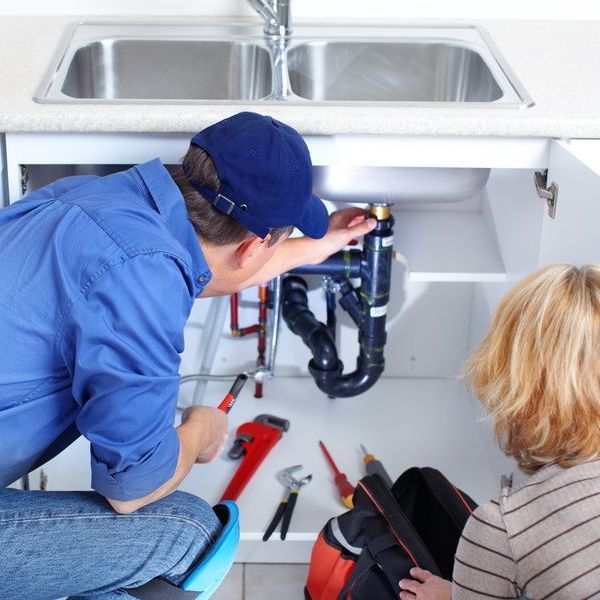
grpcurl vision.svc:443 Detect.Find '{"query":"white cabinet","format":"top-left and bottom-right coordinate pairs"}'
top-left (3, 132), bottom-right (600, 562)
top-left (539, 139), bottom-right (600, 265)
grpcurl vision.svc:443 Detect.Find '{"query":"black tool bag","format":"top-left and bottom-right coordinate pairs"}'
top-left (305, 467), bottom-right (477, 600)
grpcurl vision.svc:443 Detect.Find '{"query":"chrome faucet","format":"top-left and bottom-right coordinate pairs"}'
top-left (247, 0), bottom-right (294, 99)
top-left (247, 0), bottom-right (292, 39)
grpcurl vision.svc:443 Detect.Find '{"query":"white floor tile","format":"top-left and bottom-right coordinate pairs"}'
top-left (244, 564), bottom-right (308, 600)
top-left (212, 563), bottom-right (244, 600)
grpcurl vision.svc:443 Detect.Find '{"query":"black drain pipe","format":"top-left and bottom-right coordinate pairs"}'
top-left (281, 276), bottom-right (341, 374)
top-left (283, 205), bottom-right (394, 398)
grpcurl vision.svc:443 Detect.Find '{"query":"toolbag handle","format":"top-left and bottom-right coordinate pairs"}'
top-left (356, 474), bottom-right (441, 576)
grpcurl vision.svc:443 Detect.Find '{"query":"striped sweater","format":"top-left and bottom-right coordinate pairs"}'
top-left (452, 460), bottom-right (600, 599)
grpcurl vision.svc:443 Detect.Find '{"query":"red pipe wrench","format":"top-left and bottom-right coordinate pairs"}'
top-left (220, 414), bottom-right (290, 502)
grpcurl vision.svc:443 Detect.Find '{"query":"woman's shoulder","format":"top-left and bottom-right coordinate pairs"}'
top-left (495, 458), bottom-right (600, 551)
top-left (503, 458), bottom-right (600, 507)
top-left (489, 460), bottom-right (600, 596)
top-left (462, 460), bottom-right (600, 549)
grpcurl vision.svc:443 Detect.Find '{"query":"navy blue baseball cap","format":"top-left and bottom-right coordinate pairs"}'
top-left (183, 112), bottom-right (329, 240)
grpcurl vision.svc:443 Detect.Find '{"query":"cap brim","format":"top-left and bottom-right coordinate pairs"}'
top-left (295, 193), bottom-right (329, 239)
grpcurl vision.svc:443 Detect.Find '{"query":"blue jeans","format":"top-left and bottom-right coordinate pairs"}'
top-left (0, 488), bottom-right (222, 600)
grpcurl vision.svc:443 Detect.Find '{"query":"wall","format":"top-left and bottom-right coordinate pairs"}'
top-left (0, 0), bottom-right (599, 19)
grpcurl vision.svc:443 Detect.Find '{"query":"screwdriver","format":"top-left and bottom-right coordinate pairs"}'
top-left (217, 373), bottom-right (248, 413)
top-left (318, 441), bottom-right (355, 508)
top-left (360, 444), bottom-right (393, 488)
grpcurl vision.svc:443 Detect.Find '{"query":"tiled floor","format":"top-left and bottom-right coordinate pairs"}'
top-left (212, 564), bottom-right (309, 600)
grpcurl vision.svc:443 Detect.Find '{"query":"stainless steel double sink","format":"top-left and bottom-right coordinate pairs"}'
top-left (35, 22), bottom-right (532, 107)
top-left (34, 22), bottom-right (533, 204)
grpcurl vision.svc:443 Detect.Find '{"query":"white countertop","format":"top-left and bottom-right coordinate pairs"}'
top-left (1, 16), bottom-right (599, 137)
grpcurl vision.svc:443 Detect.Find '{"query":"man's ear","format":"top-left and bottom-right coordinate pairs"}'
top-left (235, 234), bottom-right (272, 268)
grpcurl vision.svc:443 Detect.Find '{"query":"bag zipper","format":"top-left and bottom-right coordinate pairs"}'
top-left (438, 471), bottom-right (475, 515)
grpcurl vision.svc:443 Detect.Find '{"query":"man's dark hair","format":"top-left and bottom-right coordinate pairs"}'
top-left (171, 146), bottom-right (293, 247)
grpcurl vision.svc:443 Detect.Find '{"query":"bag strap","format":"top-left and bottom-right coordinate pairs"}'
top-left (367, 532), bottom-right (414, 594)
top-left (357, 474), bottom-right (440, 575)
top-left (330, 517), bottom-right (364, 556)
top-left (339, 533), bottom-right (414, 600)
top-left (338, 548), bottom-right (379, 599)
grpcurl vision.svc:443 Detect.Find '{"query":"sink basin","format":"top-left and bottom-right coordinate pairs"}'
top-left (62, 39), bottom-right (271, 100)
top-left (287, 42), bottom-right (502, 103)
top-left (312, 166), bottom-right (491, 204)
top-left (35, 22), bottom-right (532, 107)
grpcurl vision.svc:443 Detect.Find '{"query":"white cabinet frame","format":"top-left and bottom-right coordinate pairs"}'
top-left (3, 132), bottom-right (600, 563)
top-left (5, 133), bottom-right (550, 201)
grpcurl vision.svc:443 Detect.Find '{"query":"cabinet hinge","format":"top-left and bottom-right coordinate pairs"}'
top-left (19, 164), bottom-right (29, 196)
top-left (40, 469), bottom-right (48, 491)
top-left (534, 170), bottom-right (558, 219)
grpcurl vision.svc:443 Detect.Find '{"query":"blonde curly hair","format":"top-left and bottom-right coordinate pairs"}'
top-left (464, 264), bottom-right (600, 472)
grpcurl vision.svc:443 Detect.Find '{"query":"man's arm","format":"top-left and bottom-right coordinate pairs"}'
top-left (60, 255), bottom-right (213, 509)
top-left (203, 208), bottom-right (376, 294)
top-left (244, 209), bottom-right (377, 287)
top-left (108, 406), bottom-right (227, 514)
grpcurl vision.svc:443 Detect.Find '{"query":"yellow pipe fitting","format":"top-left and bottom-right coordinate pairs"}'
top-left (369, 204), bottom-right (391, 221)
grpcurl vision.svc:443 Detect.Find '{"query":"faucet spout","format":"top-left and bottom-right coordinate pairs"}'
top-left (247, 0), bottom-right (293, 99)
top-left (247, 0), bottom-right (292, 38)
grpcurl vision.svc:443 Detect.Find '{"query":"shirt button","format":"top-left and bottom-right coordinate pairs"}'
top-left (197, 274), bottom-right (207, 283)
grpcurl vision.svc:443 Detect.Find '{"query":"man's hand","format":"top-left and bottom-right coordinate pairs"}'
top-left (180, 405), bottom-right (228, 463)
top-left (305, 208), bottom-right (377, 265)
top-left (107, 407), bottom-right (228, 515)
top-left (399, 568), bottom-right (452, 600)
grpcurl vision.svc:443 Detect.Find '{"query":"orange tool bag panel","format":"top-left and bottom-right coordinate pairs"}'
top-left (305, 468), bottom-right (477, 600)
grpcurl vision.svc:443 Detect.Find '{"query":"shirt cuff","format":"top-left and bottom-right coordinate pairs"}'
top-left (90, 427), bottom-right (179, 501)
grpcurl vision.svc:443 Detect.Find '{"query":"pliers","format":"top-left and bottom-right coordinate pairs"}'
top-left (262, 465), bottom-right (312, 541)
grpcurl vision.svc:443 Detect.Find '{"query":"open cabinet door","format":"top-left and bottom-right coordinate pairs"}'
top-left (539, 140), bottom-right (600, 266)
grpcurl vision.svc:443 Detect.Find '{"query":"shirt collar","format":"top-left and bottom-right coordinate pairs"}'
top-left (133, 159), bottom-right (212, 296)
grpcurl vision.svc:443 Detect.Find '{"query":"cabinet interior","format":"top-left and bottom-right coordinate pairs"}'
top-left (20, 162), bottom-right (547, 560)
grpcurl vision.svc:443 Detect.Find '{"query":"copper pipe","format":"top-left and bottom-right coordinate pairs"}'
top-left (230, 293), bottom-right (241, 336)
top-left (239, 324), bottom-right (260, 336)
top-left (231, 294), bottom-right (261, 337)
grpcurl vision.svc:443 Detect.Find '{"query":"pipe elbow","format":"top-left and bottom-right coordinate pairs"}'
top-left (307, 328), bottom-right (339, 372)
top-left (282, 276), bottom-right (340, 373)
top-left (318, 369), bottom-right (383, 398)
top-left (310, 352), bottom-right (384, 398)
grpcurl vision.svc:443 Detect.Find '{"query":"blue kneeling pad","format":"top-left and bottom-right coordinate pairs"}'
top-left (182, 501), bottom-right (240, 596)
top-left (129, 501), bottom-right (240, 599)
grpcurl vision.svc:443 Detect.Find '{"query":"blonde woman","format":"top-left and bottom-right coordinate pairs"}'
top-left (400, 263), bottom-right (600, 599)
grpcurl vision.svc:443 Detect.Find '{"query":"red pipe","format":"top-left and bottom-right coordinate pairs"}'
top-left (230, 294), bottom-right (260, 337)
top-left (230, 293), bottom-right (240, 335)
top-left (229, 285), bottom-right (271, 397)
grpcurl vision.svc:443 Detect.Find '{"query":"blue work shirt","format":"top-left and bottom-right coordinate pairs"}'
top-left (0, 159), bottom-right (211, 500)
